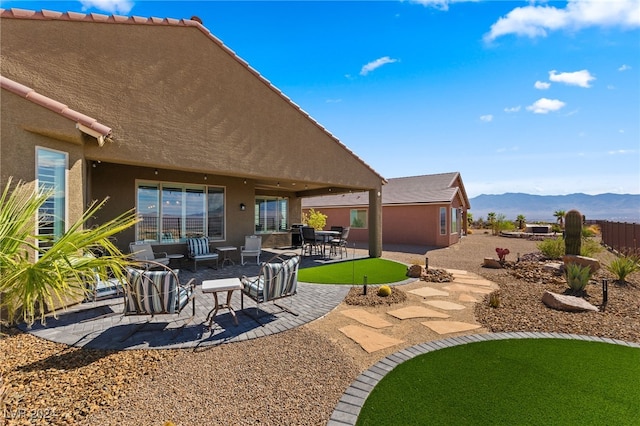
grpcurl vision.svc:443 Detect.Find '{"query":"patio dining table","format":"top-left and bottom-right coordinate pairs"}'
top-left (315, 230), bottom-right (340, 258)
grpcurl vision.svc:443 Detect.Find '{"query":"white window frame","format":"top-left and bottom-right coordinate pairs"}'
top-left (36, 146), bottom-right (68, 246)
top-left (350, 209), bottom-right (368, 229)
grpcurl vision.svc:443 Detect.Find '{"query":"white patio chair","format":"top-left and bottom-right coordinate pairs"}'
top-left (240, 235), bottom-right (262, 265)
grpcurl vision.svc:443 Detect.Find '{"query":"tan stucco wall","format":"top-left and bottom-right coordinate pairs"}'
top-left (1, 90), bottom-right (86, 227)
top-left (1, 18), bottom-right (382, 191)
top-left (90, 162), bottom-right (296, 254)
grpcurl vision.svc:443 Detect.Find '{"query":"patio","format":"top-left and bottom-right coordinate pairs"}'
top-left (17, 249), bottom-right (367, 350)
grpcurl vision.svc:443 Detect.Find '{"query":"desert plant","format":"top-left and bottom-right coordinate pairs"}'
top-left (606, 255), bottom-right (640, 284)
top-left (302, 208), bottom-right (327, 230)
top-left (580, 238), bottom-right (603, 257)
top-left (516, 214), bottom-right (526, 230)
top-left (564, 209), bottom-right (582, 256)
top-left (537, 237), bottom-right (564, 259)
top-left (554, 210), bottom-right (566, 228)
top-left (377, 285), bottom-right (391, 297)
top-left (0, 178), bottom-right (138, 326)
top-left (565, 263), bottom-right (591, 294)
top-left (488, 292), bottom-right (501, 308)
top-left (495, 248), bottom-right (510, 263)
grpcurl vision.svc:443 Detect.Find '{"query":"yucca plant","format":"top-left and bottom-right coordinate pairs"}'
top-left (0, 178), bottom-right (138, 326)
top-left (565, 263), bottom-right (591, 295)
top-left (606, 255), bottom-right (640, 285)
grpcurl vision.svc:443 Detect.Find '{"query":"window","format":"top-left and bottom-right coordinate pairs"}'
top-left (255, 196), bottom-right (288, 233)
top-left (440, 207), bottom-right (446, 235)
top-left (451, 207), bottom-right (458, 234)
top-left (36, 147), bottom-right (67, 247)
top-left (350, 209), bottom-right (367, 229)
top-left (136, 182), bottom-right (224, 242)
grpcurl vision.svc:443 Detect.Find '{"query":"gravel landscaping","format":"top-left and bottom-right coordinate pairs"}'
top-left (2, 232), bottom-right (638, 425)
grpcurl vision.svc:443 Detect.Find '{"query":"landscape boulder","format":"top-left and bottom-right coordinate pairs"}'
top-left (406, 264), bottom-right (425, 278)
top-left (483, 257), bottom-right (503, 269)
top-left (543, 262), bottom-right (564, 273)
top-left (541, 290), bottom-right (599, 312)
top-left (563, 255), bottom-right (600, 274)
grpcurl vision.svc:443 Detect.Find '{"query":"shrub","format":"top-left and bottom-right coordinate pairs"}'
top-left (606, 255), bottom-right (640, 284)
top-left (495, 248), bottom-right (510, 263)
top-left (537, 237), bottom-right (564, 259)
top-left (580, 238), bottom-right (603, 257)
top-left (489, 292), bottom-right (501, 308)
top-left (377, 285), bottom-right (392, 297)
top-left (582, 225), bottom-right (599, 238)
top-left (302, 208), bottom-right (327, 230)
top-left (565, 263), bottom-right (591, 294)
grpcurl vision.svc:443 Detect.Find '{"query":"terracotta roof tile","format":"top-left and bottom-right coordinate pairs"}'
top-left (0, 75), bottom-right (112, 139)
top-left (0, 8), bottom-right (384, 180)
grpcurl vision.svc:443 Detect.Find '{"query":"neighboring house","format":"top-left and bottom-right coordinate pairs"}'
top-left (0, 9), bottom-right (385, 257)
top-left (303, 172), bottom-right (470, 247)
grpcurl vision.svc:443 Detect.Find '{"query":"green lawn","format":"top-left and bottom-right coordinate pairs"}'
top-left (357, 339), bottom-right (640, 425)
top-left (297, 258), bottom-right (408, 285)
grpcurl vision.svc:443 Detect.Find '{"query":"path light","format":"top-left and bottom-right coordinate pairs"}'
top-left (602, 278), bottom-right (608, 311)
top-left (363, 275), bottom-right (368, 295)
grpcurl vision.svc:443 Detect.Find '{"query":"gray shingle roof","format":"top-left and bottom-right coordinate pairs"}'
top-left (304, 172), bottom-right (469, 208)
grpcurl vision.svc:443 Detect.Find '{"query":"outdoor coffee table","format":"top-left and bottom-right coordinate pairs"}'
top-left (202, 277), bottom-right (242, 329)
top-left (216, 246), bottom-right (237, 267)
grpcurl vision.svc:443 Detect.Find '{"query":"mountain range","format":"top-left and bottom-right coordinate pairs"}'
top-left (468, 193), bottom-right (640, 223)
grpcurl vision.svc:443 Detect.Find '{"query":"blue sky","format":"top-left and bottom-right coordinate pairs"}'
top-left (3, 0), bottom-right (639, 197)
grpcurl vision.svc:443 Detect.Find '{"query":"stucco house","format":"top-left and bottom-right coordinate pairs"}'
top-left (0, 8), bottom-right (386, 258)
top-left (303, 172), bottom-right (470, 247)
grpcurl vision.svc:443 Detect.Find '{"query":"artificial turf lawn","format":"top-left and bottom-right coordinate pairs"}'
top-left (357, 339), bottom-right (640, 425)
top-left (297, 258), bottom-right (407, 285)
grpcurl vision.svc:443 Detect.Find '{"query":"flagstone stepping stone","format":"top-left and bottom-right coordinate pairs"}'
top-left (423, 300), bottom-right (466, 310)
top-left (408, 287), bottom-right (450, 298)
top-left (452, 277), bottom-right (494, 287)
top-left (445, 268), bottom-right (468, 275)
top-left (459, 294), bottom-right (479, 303)
top-left (442, 284), bottom-right (494, 294)
top-left (387, 306), bottom-right (450, 320)
top-left (339, 325), bottom-right (405, 353)
top-left (422, 321), bottom-right (481, 335)
top-left (341, 309), bottom-right (393, 328)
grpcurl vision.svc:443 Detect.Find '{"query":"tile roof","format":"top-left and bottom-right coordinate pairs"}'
top-left (0, 75), bottom-right (112, 142)
top-left (0, 8), bottom-right (385, 181)
top-left (303, 172), bottom-right (467, 207)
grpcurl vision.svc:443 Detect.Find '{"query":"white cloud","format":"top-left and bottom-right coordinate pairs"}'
top-left (484, 0), bottom-right (640, 42)
top-left (325, 99), bottom-right (342, 104)
top-left (360, 56), bottom-right (398, 76)
top-left (526, 98), bottom-right (566, 114)
top-left (549, 69), bottom-right (595, 88)
top-left (608, 149), bottom-right (636, 155)
top-left (409, 0), bottom-right (477, 11)
top-left (480, 114), bottom-right (493, 122)
top-left (618, 64), bottom-right (632, 71)
top-left (80, 0), bottom-right (134, 14)
top-left (504, 105), bottom-right (521, 113)
top-left (534, 81), bottom-right (551, 90)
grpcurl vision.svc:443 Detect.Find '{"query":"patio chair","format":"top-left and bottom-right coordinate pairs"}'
top-left (240, 253), bottom-right (300, 323)
top-left (186, 236), bottom-right (219, 271)
top-left (85, 273), bottom-right (124, 302)
top-left (300, 226), bottom-right (322, 257)
top-left (129, 242), bottom-right (170, 268)
top-left (240, 235), bottom-right (262, 265)
top-left (121, 260), bottom-right (196, 340)
top-left (329, 227), bottom-right (350, 259)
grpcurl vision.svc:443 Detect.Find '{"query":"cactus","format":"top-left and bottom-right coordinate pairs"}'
top-left (377, 285), bottom-right (392, 297)
top-left (564, 209), bottom-right (582, 255)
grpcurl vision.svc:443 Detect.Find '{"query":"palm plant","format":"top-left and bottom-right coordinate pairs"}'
top-left (0, 178), bottom-right (138, 326)
top-left (554, 210), bottom-right (566, 228)
top-left (516, 214), bottom-right (526, 230)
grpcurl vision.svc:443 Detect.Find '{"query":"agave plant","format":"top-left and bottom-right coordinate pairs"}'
top-left (606, 255), bottom-right (640, 285)
top-left (565, 263), bottom-right (591, 295)
top-left (0, 178), bottom-right (138, 326)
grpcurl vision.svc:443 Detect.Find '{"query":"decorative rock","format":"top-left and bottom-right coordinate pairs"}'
top-left (541, 290), bottom-right (599, 312)
top-left (406, 264), bottom-right (425, 278)
top-left (483, 257), bottom-right (503, 269)
top-left (563, 255), bottom-right (600, 274)
top-left (543, 262), bottom-right (564, 273)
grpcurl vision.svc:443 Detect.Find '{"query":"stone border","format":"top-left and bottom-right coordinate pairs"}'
top-left (327, 332), bottom-right (640, 425)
